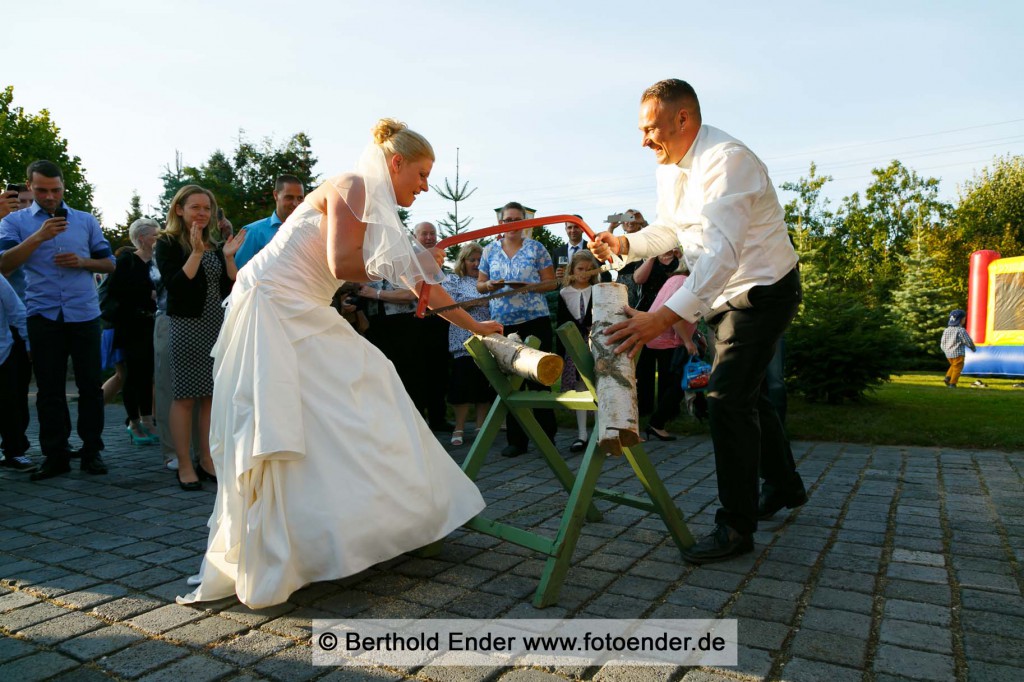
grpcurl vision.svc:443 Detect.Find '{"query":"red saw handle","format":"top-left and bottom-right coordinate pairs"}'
top-left (415, 214), bottom-right (602, 317)
top-left (415, 214), bottom-right (601, 318)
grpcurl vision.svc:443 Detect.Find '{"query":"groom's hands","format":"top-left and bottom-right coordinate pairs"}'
top-left (588, 232), bottom-right (626, 262)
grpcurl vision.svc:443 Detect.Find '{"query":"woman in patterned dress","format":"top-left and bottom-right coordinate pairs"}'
top-left (155, 185), bottom-right (246, 490)
top-left (441, 242), bottom-right (496, 446)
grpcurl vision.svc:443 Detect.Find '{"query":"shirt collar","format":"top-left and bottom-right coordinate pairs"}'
top-left (31, 200), bottom-right (67, 217)
top-left (675, 125), bottom-right (707, 174)
top-left (270, 211), bottom-right (284, 227)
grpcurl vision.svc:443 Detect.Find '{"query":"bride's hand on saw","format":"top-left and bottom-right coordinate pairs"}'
top-left (472, 320), bottom-right (503, 336)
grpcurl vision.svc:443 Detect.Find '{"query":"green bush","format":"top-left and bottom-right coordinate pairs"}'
top-left (786, 287), bottom-right (905, 403)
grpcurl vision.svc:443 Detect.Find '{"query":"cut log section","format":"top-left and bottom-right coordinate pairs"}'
top-left (590, 283), bottom-right (641, 455)
top-left (480, 333), bottom-right (564, 386)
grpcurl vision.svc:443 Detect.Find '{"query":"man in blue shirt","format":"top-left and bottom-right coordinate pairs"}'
top-left (233, 174), bottom-right (305, 269)
top-left (0, 160), bottom-right (115, 480)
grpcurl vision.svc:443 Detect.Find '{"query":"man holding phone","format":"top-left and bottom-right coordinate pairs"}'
top-left (0, 160), bottom-right (115, 480)
top-left (2, 184), bottom-right (23, 219)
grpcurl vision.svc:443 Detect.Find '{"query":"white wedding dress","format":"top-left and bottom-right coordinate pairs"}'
top-left (177, 196), bottom-right (485, 609)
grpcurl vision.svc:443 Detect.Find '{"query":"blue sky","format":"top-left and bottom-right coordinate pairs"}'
top-left (5, 0), bottom-right (1022, 237)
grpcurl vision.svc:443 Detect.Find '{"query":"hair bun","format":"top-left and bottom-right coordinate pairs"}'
top-left (372, 118), bottom-right (407, 145)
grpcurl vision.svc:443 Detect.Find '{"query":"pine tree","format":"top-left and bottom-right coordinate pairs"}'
top-left (431, 148), bottom-right (477, 258)
top-left (888, 223), bottom-right (958, 367)
top-left (103, 191), bottom-right (144, 252)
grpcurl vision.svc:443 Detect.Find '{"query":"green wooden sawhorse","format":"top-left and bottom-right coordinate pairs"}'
top-left (454, 322), bottom-right (695, 608)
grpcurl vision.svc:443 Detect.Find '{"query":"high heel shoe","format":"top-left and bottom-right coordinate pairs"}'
top-left (178, 475), bottom-right (202, 491)
top-left (644, 426), bottom-right (677, 442)
top-left (140, 421), bottom-right (159, 440)
top-left (127, 425), bottom-right (156, 446)
top-left (197, 465), bottom-right (217, 484)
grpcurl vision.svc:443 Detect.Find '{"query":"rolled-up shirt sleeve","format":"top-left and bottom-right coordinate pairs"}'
top-left (663, 148), bottom-right (765, 322)
top-left (86, 214), bottom-right (114, 260)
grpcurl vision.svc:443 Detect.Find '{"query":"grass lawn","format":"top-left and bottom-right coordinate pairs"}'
top-left (783, 372), bottom-right (1024, 451)
top-left (554, 372), bottom-right (1024, 451)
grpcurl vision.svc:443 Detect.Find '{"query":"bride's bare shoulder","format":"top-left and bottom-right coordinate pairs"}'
top-left (307, 174), bottom-right (364, 211)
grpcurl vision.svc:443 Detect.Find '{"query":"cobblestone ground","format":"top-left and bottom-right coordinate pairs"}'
top-left (2, 401), bottom-right (1022, 681)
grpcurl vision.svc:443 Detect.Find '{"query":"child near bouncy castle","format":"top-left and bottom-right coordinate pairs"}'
top-left (941, 309), bottom-right (977, 388)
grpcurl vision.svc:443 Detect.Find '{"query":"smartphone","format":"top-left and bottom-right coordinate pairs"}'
top-left (54, 207), bottom-right (69, 220)
top-left (6, 183), bottom-right (19, 193)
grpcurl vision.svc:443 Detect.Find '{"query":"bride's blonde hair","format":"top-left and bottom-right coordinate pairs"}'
top-left (372, 118), bottom-right (435, 162)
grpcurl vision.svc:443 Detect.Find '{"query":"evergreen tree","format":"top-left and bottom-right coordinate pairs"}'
top-left (431, 148), bottom-right (477, 259)
top-left (888, 224), bottom-right (958, 368)
top-left (783, 165), bottom-right (904, 402)
top-left (104, 191), bottom-right (144, 253)
top-left (786, 283), bottom-right (904, 403)
top-left (158, 150), bottom-right (188, 217)
top-left (157, 132), bottom-right (319, 232)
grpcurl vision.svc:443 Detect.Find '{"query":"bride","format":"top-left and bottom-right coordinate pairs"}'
top-left (178, 119), bottom-right (502, 608)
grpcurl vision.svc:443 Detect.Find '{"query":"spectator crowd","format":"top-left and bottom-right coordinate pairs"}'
top-left (1, 159), bottom-right (714, 486)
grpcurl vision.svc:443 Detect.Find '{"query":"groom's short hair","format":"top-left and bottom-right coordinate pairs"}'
top-left (642, 79), bottom-right (701, 120)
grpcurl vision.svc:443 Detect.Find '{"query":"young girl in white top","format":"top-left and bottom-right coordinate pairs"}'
top-left (556, 251), bottom-right (600, 453)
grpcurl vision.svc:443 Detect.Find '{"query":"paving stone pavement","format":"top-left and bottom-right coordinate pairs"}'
top-left (2, 402), bottom-right (1022, 681)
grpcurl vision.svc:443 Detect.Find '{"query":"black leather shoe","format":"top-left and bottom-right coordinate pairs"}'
top-left (681, 524), bottom-right (754, 565)
top-left (644, 426), bottom-right (677, 442)
top-left (569, 438), bottom-right (587, 453)
top-left (758, 486), bottom-right (808, 520)
top-left (30, 456), bottom-right (72, 477)
top-left (80, 453), bottom-right (108, 475)
top-left (178, 473), bottom-right (201, 489)
top-left (178, 476), bottom-right (202, 491)
top-left (500, 445), bottom-right (527, 458)
top-left (30, 458), bottom-right (72, 481)
top-left (197, 465), bottom-right (217, 483)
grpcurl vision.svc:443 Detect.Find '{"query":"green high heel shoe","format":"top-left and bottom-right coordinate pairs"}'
top-left (127, 425), bottom-right (156, 446)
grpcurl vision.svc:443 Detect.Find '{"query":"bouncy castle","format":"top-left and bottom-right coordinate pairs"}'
top-left (962, 250), bottom-right (1024, 377)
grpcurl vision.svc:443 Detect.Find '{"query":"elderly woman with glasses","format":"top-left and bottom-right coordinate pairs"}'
top-left (107, 218), bottom-right (161, 444)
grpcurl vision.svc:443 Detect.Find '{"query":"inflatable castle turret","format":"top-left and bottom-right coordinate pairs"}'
top-left (963, 250), bottom-right (1024, 377)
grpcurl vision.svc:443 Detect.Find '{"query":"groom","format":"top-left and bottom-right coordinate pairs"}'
top-left (590, 78), bottom-right (806, 565)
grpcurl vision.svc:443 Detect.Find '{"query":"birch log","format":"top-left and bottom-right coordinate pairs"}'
top-left (590, 283), bottom-right (640, 455)
top-left (480, 333), bottom-right (564, 386)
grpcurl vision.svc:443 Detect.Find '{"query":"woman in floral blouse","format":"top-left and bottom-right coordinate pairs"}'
top-left (477, 202), bottom-right (557, 457)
